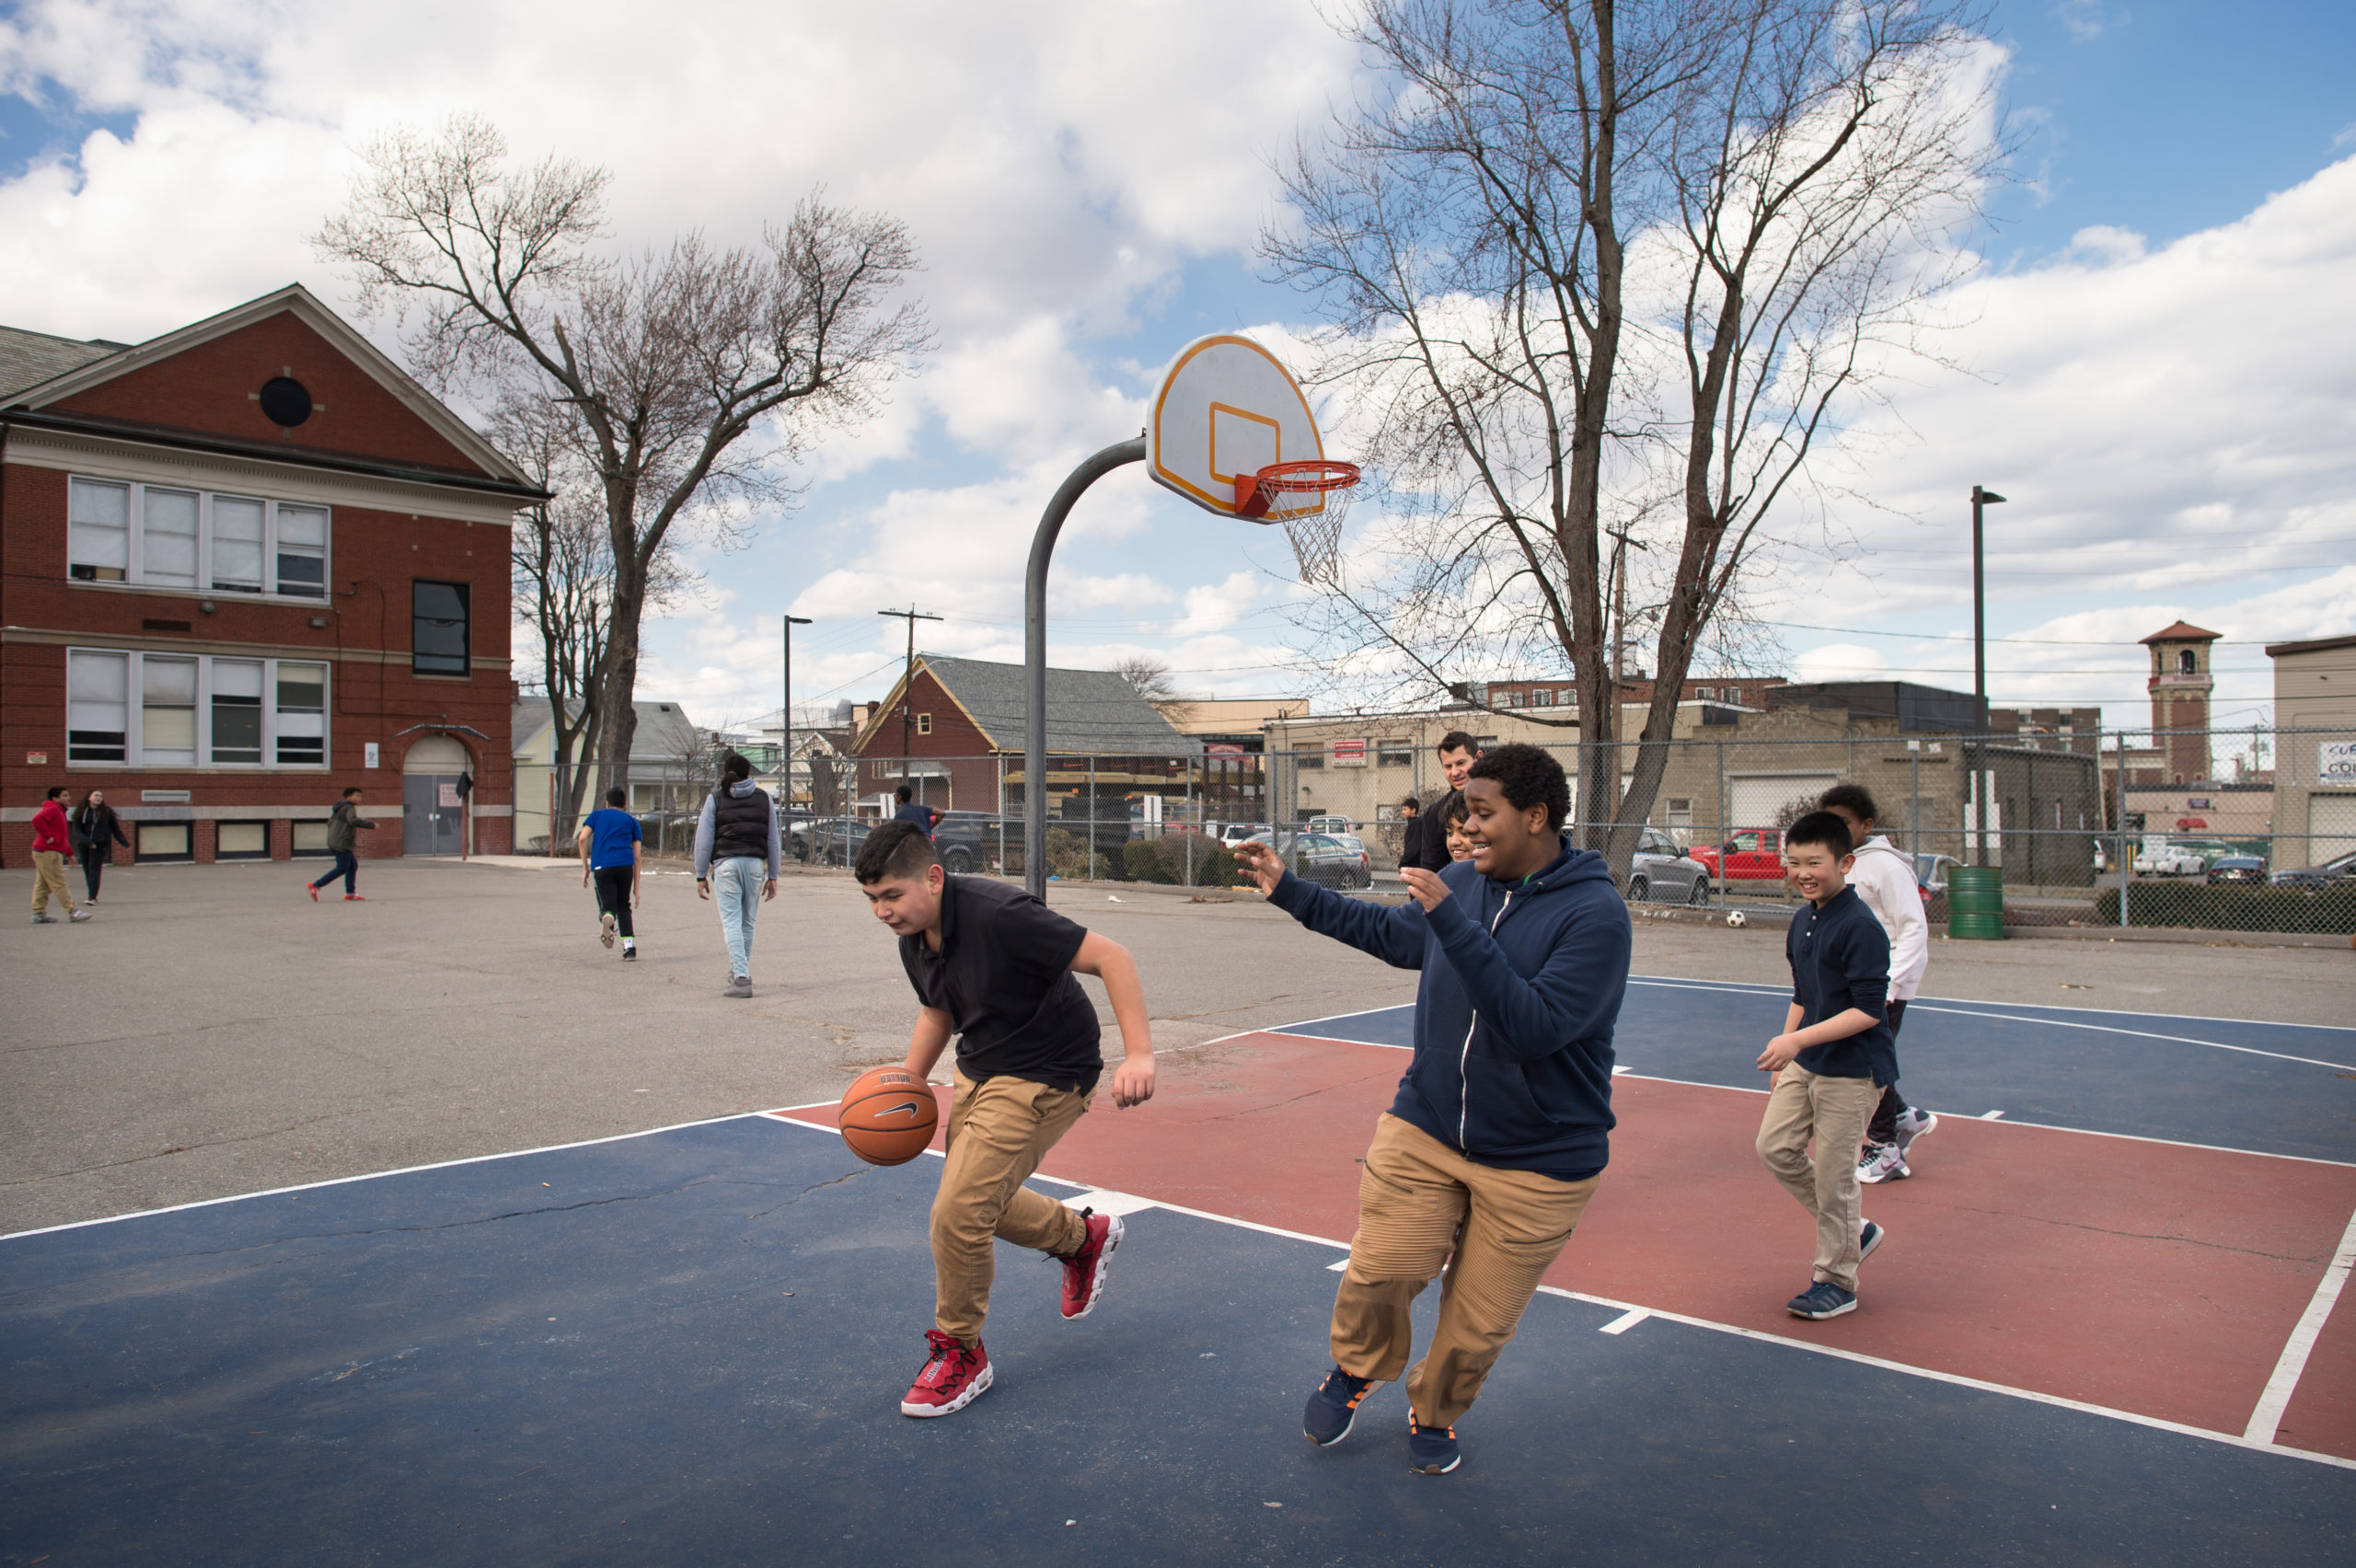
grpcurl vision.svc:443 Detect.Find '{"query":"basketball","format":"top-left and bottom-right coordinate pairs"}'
top-left (838, 1066), bottom-right (941, 1166)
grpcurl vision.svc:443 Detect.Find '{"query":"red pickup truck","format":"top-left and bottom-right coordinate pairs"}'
top-left (1686, 828), bottom-right (1790, 882)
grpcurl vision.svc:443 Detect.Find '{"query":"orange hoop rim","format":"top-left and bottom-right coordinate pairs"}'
top-left (1236, 458), bottom-right (1360, 518)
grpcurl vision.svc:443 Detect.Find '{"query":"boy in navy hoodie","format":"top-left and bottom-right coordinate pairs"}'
top-left (1236, 744), bottom-right (1631, 1476)
top-left (1755, 810), bottom-right (1895, 1321)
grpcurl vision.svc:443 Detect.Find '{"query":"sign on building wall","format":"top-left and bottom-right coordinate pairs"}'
top-left (1331, 738), bottom-right (1368, 767)
top-left (2319, 741), bottom-right (2356, 785)
top-left (364, 742), bottom-right (380, 769)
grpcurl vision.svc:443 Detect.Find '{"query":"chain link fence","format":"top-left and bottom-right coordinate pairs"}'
top-left (554, 724), bottom-right (2352, 937)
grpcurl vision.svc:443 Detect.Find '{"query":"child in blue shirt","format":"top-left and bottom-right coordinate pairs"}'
top-left (576, 787), bottom-right (643, 961)
top-left (1754, 810), bottom-right (1894, 1320)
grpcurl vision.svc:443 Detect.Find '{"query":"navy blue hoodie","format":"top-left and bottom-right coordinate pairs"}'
top-left (1268, 840), bottom-right (1631, 1178)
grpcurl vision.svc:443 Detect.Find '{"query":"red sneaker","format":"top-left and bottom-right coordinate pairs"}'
top-left (1058, 1207), bottom-right (1124, 1320)
top-left (343, 894), bottom-right (366, 902)
top-left (306, 883), bottom-right (319, 902)
top-left (901, 1330), bottom-right (991, 1418)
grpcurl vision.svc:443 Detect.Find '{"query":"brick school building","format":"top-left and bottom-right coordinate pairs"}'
top-left (1, 284), bottom-right (545, 867)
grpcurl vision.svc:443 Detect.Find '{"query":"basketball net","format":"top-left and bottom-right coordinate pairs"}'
top-left (1239, 459), bottom-right (1358, 586)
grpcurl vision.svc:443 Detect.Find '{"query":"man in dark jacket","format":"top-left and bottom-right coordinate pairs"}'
top-left (306, 788), bottom-right (376, 902)
top-left (70, 789), bottom-right (130, 904)
top-left (1237, 743), bottom-right (1631, 1477)
top-left (1401, 731), bottom-right (1480, 871)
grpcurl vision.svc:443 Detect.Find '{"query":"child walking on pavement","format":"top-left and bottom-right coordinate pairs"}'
top-left (29, 786), bottom-right (93, 923)
top-left (1755, 810), bottom-right (1896, 1320)
top-left (1819, 784), bottom-right (1936, 1183)
top-left (693, 753), bottom-right (780, 998)
top-left (577, 786), bottom-right (643, 961)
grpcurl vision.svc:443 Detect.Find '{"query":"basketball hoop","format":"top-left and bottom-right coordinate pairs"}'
top-left (1237, 459), bottom-right (1359, 584)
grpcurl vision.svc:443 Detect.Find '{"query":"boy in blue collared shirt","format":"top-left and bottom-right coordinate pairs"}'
top-left (1754, 811), bottom-right (1895, 1320)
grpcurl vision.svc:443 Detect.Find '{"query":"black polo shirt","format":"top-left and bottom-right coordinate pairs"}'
top-left (898, 875), bottom-right (1103, 1092)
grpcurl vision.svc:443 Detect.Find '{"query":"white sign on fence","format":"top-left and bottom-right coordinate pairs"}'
top-left (2318, 740), bottom-right (2356, 784)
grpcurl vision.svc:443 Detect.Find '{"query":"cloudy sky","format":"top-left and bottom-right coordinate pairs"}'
top-left (4, 0), bottom-right (2350, 743)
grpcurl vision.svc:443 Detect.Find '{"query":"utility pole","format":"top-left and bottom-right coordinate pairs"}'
top-left (877, 605), bottom-right (942, 807)
top-left (781, 614), bottom-right (811, 814)
top-left (1970, 485), bottom-right (2006, 867)
top-left (1603, 525), bottom-right (1648, 846)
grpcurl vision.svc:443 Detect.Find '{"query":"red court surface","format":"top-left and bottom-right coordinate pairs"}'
top-left (779, 1028), bottom-right (2356, 1462)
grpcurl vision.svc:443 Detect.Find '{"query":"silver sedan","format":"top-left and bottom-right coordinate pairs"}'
top-left (1626, 827), bottom-right (1712, 905)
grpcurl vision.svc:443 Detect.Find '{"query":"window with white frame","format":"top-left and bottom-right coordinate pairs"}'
top-left (65, 476), bottom-right (330, 599)
top-left (64, 648), bottom-right (330, 768)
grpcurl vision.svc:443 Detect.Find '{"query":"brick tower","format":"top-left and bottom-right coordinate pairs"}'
top-left (2141, 621), bottom-right (2219, 784)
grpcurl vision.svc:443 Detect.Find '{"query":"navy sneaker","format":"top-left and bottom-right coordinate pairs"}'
top-left (1859, 1219), bottom-right (1884, 1262)
top-left (1786, 1280), bottom-right (1857, 1320)
top-left (1407, 1414), bottom-right (1461, 1474)
top-left (1304, 1366), bottom-right (1378, 1447)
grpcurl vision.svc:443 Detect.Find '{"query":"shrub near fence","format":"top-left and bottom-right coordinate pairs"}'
top-left (2093, 883), bottom-right (2356, 934)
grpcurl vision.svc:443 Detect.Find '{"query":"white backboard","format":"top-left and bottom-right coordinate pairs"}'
top-left (1148, 334), bottom-right (1325, 521)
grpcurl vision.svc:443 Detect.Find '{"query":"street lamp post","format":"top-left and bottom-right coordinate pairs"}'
top-left (1970, 484), bottom-right (2006, 867)
top-left (781, 614), bottom-right (811, 813)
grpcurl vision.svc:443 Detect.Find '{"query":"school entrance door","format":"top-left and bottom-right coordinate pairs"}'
top-left (402, 735), bottom-right (468, 857)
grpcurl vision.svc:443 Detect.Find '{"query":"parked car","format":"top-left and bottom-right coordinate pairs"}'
top-left (2204, 855), bottom-right (2267, 885)
top-left (1913, 853), bottom-right (1961, 898)
top-left (1215, 823), bottom-right (1271, 847)
top-left (2134, 842), bottom-right (2205, 877)
top-left (1247, 831), bottom-right (1371, 889)
top-left (1687, 828), bottom-right (1788, 882)
top-left (794, 816), bottom-right (871, 867)
top-left (2167, 838), bottom-right (2240, 870)
top-left (2270, 849), bottom-right (2356, 888)
top-left (1304, 814), bottom-right (1354, 836)
top-left (1627, 827), bottom-right (1711, 905)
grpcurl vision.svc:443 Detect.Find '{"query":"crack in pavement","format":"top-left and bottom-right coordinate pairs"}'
top-left (744, 1165), bottom-right (871, 1220)
top-left (0, 1112), bottom-right (369, 1187)
top-left (1923, 1200), bottom-right (2339, 1263)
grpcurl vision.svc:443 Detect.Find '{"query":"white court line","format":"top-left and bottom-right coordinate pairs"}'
top-left (1629, 974), bottom-right (2356, 1037)
top-left (2245, 1205), bottom-right (2356, 1444)
top-left (0, 1110), bottom-right (768, 1244)
top-left (1599, 1309), bottom-right (1650, 1335)
top-left (1901, 1004), bottom-right (2356, 1073)
top-left (1981, 1110), bottom-right (2005, 1120)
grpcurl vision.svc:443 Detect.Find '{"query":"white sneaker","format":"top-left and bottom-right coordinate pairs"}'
top-left (600, 911), bottom-right (618, 949)
top-left (1893, 1107), bottom-right (1937, 1160)
top-left (1857, 1142), bottom-right (1909, 1184)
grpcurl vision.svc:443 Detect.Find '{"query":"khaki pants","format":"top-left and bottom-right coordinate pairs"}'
top-left (931, 1070), bottom-right (1092, 1343)
top-left (1331, 1113), bottom-right (1600, 1428)
top-left (30, 850), bottom-right (76, 915)
top-left (1756, 1062), bottom-right (1881, 1293)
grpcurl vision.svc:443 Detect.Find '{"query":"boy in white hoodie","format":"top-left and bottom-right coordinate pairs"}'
top-left (1819, 785), bottom-right (1935, 1182)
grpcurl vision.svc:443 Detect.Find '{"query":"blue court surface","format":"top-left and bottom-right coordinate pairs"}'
top-left (5, 979), bottom-right (2353, 1565)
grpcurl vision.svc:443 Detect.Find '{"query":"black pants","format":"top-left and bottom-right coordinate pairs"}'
top-left (1867, 1000), bottom-right (1910, 1145)
top-left (593, 865), bottom-right (635, 939)
top-left (311, 850), bottom-right (358, 895)
top-left (79, 847), bottom-right (107, 901)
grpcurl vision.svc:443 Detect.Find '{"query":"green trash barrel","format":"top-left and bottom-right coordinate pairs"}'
top-left (1947, 865), bottom-right (2004, 940)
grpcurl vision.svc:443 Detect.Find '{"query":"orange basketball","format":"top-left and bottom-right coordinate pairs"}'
top-left (838, 1066), bottom-right (941, 1166)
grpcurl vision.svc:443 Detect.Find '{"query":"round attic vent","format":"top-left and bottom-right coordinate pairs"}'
top-left (259, 376), bottom-right (314, 428)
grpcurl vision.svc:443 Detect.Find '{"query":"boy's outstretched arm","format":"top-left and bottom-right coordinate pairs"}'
top-left (1071, 931), bottom-right (1155, 1108)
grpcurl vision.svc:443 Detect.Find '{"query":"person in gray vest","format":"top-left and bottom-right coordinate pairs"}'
top-left (694, 753), bottom-right (780, 998)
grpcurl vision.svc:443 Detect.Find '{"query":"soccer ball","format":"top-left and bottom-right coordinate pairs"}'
top-left (1725, 910), bottom-right (1748, 929)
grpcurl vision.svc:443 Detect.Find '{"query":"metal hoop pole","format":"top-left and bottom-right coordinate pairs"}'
top-left (1026, 437), bottom-right (1148, 899)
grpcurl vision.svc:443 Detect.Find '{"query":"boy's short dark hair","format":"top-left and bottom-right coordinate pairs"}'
top-left (605, 786), bottom-right (628, 808)
top-left (1466, 743), bottom-right (1569, 831)
top-left (1440, 795), bottom-right (1471, 828)
top-left (341, 786), bottom-right (363, 799)
top-left (856, 819), bottom-right (941, 884)
top-left (895, 784), bottom-right (912, 803)
top-left (1438, 730), bottom-right (1479, 757)
top-left (1785, 810), bottom-right (1854, 858)
top-left (1819, 783), bottom-right (1879, 824)
top-left (720, 752), bottom-right (753, 785)
top-left (1400, 795), bottom-right (1420, 813)
top-left (44, 785), bottom-right (66, 801)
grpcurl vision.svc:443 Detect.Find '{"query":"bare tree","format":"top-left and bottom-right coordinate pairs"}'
top-left (1269, 0), bottom-right (1997, 871)
top-left (1115, 654), bottom-right (1197, 728)
top-left (317, 114), bottom-right (930, 792)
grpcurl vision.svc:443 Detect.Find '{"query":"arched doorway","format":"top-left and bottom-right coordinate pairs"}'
top-left (402, 734), bottom-right (470, 856)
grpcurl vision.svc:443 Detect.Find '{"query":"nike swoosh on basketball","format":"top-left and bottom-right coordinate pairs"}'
top-left (876, 1101), bottom-right (924, 1119)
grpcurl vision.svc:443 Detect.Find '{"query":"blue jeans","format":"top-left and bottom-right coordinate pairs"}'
top-left (311, 850), bottom-right (358, 895)
top-left (712, 857), bottom-right (763, 978)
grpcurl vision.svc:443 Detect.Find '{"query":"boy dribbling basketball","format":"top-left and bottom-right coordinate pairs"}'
top-left (855, 822), bottom-right (1156, 1418)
